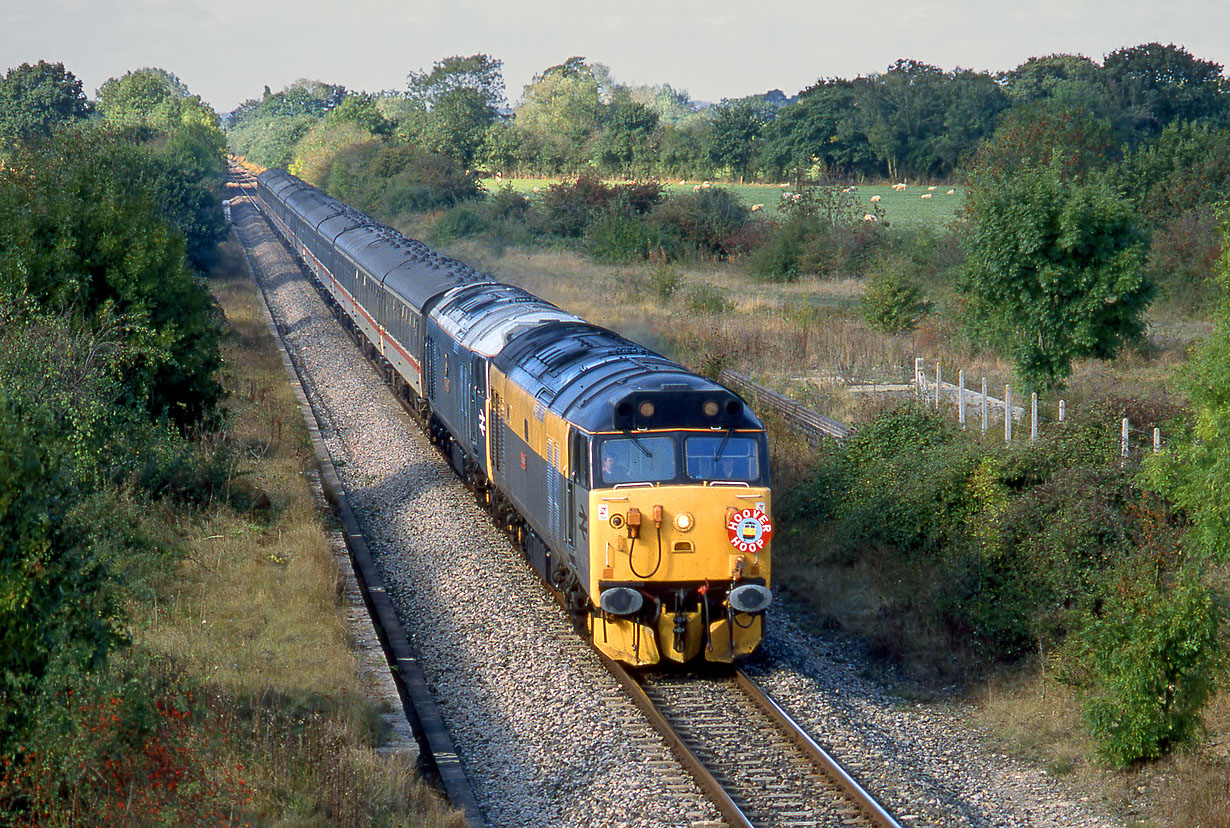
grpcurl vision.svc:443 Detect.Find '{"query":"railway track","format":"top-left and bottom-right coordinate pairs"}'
top-left (602, 658), bottom-right (904, 828)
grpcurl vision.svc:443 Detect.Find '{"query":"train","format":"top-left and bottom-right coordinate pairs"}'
top-left (251, 169), bottom-right (773, 667)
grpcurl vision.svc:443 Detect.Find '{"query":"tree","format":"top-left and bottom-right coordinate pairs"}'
top-left (0, 60), bottom-right (91, 146)
top-left (96, 68), bottom-right (219, 131)
top-left (591, 89), bottom-right (659, 174)
top-left (407, 53), bottom-right (505, 112)
top-left (970, 102), bottom-right (1116, 182)
top-left (960, 162), bottom-right (1151, 390)
top-left (709, 99), bottom-right (773, 182)
top-left (1000, 54), bottom-right (1102, 103)
top-left (763, 79), bottom-right (878, 181)
top-left (0, 129), bottom-right (222, 424)
top-left (515, 57), bottom-right (609, 172)
top-left (1102, 43), bottom-right (1228, 138)
top-left (856, 59), bottom-right (949, 181)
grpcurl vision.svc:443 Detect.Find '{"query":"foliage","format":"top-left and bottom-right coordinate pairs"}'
top-left (1080, 569), bottom-right (1222, 767)
top-left (648, 187), bottom-right (749, 259)
top-left (433, 205), bottom-right (490, 242)
top-left (1146, 214), bottom-right (1230, 562)
top-left (1101, 43), bottom-right (1229, 138)
top-left (960, 162), bottom-right (1151, 391)
top-left (708, 99), bottom-right (774, 181)
top-left (0, 128), bottom-right (223, 425)
top-left (323, 142), bottom-right (482, 217)
top-left (535, 173), bottom-right (663, 237)
top-left (970, 102), bottom-right (1116, 182)
top-left (515, 57), bottom-right (610, 173)
top-left (0, 60), bottom-right (91, 146)
top-left (96, 67), bottom-right (219, 132)
top-left (407, 53), bottom-right (506, 111)
top-left (749, 184), bottom-right (883, 280)
top-left (860, 261), bottom-right (932, 334)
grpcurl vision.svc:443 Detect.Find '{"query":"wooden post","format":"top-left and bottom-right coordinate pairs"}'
top-left (915, 357), bottom-right (924, 397)
top-left (958, 370), bottom-right (966, 428)
top-left (1153, 427), bottom-right (1161, 453)
top-left (935, 362), bottom-right (942, 409)
top-left (1005, 384), bottom-right (1012, 443)
top-left (1031, 392), bottom-right (1038, 442)
top-left (981, 377), bottom-right (988, 433)
top-left (1058, 399), bottom-right (1065, 422)
top-left (1121, 418), bottom-right (1130, 464)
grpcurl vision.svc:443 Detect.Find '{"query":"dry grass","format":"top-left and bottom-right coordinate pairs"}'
top-left (124, 237), bottom-right (461, 828)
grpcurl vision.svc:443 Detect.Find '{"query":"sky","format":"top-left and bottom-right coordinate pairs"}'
top-left (4, 0), bottom-right (1230, 114)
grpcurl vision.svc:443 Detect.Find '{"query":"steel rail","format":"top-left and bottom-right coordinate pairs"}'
top-left (600, 656), bottom-right (756, 828)
top-left (734, 669), bottom-right (904, 828)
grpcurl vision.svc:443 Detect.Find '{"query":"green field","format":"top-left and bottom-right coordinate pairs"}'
top-left (479, 177), bottom-right (965, 230)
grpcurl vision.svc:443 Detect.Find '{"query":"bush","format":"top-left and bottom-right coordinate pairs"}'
top-left (433, 205), bottom-right (490, 242)
top-left (1081, 570), bottom-right (1222, 767)
top-left (586, 210), bottom-right (666, 263)
top-left (535, 173), bottom-right (663, 238)
top-left (684, 284), bottom-right (734, 314)
top-left (648, 187), bottom-right (749, 259)
top-left (860, 261), bottom-right (932, 334)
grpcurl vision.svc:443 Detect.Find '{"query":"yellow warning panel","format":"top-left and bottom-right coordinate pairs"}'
top-left (591, 615), bottom-right (661, 667)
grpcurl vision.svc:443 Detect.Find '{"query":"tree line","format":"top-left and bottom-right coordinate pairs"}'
top-left (228, 44), bottom-right (1229, 182)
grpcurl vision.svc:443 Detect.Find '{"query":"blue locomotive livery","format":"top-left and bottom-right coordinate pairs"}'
top-left (252, 169), bottom-right (773, 667)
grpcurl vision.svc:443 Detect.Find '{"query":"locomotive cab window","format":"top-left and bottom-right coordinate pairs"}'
top-left (598, 437), bottom-right (675, 486)
top-left (685, 435), bottom-right (759, 482)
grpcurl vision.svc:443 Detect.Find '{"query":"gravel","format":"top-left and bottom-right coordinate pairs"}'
top-left (236, 198), bottom-right (1124, 828)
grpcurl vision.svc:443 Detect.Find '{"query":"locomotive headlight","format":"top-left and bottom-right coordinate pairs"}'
top-left (599, 587), bottom-right (644, 616)
top-left (703, 399), bottom-right (720, 417)
top-left (639, 400), bottom-right (655, 418)
top-left (673, 511), bottom-right (694, 532)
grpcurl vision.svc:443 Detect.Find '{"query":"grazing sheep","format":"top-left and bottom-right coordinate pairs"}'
top-left (750, 204), bottom-right (764, 212)
top-left (927, 185), bottom-right (937, 191)
top-left (863, 214), bottom-right (878, 221)
top-left (921, 193), bottom-right (933, 199)
top-left (947, 189), bottom-right (956, 195)
top-left (870, 195), bottom-right (881, 203)
top-left (892, 182), bottom-right (907, 191)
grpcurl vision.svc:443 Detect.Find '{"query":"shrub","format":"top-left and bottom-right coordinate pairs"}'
top-left (647, 264), bottom-right (684, 301)
top-left (535, 173), bottom-right (663, 238)
top-left (684, 284), bottom-right (734, 314)
top-left (747, 220), bottom-right (808, 282)
top-left (649, 187), bottom-right (749, 259)
top-left (433, 205), bottom-right (490, 242)
top-left (860, 261), bottom-right (932, 334)
top-left (1081, 570), bottom-right (1222, 767)
top-left (586, 210), bottom-right (666, 263)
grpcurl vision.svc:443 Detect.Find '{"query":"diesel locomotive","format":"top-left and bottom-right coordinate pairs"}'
top-left (252, 169), bottom-right (773, 667)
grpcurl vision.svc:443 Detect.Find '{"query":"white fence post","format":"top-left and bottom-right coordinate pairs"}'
top-left (958, 370), bottom-right (966, 428)
top-left (1153, 427), bottom-right (1161, 453)
top-left (1005, 384), bottom-right (1012, 443)
top-left (1121, 418), bottom-right (1130, 464)
top-left (981, 377), bottom-right (988, 433)
top-left (1059, 399), bottom-right (1066, 422)
top-left (935, 362), bottom-right (942, 409)
top-left (1031, 392), bottom-right (1038, 442)
top-left (915, 357), bottom-right (924, 397)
